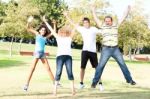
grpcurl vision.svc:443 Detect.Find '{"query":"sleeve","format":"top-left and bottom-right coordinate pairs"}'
top-left (94, 27), bottom-right (102, 34)
top-left (76, 26), bottom-right (83, 34)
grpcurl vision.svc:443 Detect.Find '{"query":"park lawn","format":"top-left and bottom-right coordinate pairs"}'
top-left (0, 42), bottom-right (150, 99)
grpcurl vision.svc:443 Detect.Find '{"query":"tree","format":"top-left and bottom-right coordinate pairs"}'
top-left (118, 2), bottom-right (150, 58)
top-left (30, 0), bottom-right (67, 29)
top-left (0, 0), bottom-right (39, 57)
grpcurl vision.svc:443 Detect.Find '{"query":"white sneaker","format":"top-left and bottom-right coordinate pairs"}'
top-left (99, 84), bottom-right (104, 91)
top-left (56, 83), bottom-right (62, 87)
top-left (79, 84), bottom-right (85, 89)
top-left (23, 84), bottom-right (28, 91)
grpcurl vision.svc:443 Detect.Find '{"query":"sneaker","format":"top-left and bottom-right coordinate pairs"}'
top-left (56, 83), bottom-right (62, 87)
top-left (127, 80), bottom-right (136, 85)
top-left (23, 84), bottom-right (28, 91)
top-left (99, 82), bottom-right (104, 91)
top-left (91, 83), bottom-right (96, 88)
top-left (79, 83), bottom-right (85, 89)
top-left (130, 80), bottom-right (136, 85)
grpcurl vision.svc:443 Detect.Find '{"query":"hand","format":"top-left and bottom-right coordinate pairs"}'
top-left (127, 5), bottom-right (131, 11)
top-left (90, 4), bottom-right (96, 12)
top-left (63, 11), bottom-right (68, 16)
top-left (52, 19), bottom-right (56, 24)
top-left (42, 15), bottom-right (47, 22)
top-left (27, 16), bottom-right (33, 23)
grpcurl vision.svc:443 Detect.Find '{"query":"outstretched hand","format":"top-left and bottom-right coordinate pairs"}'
top-left (63, 11), bottom-right (69, 16)
top-left (127, 5), bottom-right (131, 12)
top-left (42, 15), bottom-right (47, 22)
top-left (90, 4), bottom-right (96, 12)
top-left (27, 16), bottom-right (33, 23)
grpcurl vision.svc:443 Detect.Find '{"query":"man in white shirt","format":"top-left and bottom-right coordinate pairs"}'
top-left (63, 12), bottom-right (103, 90)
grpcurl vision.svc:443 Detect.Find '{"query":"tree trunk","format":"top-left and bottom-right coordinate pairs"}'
top-left (128, 45), bottom-right (132, 61)
top-left (9, 36), bottom-right (14, 57)
top-left (19, 38), bottom-right (24, 52)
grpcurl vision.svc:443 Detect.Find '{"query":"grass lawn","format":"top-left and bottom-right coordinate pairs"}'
top-left (0, 42), bottom-right (150, 99)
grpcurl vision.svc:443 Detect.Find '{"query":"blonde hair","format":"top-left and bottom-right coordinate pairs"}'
top-left (58, 26), bottom-right (71, 37)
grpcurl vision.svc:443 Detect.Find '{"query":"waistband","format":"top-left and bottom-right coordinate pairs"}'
top-left (102, 45), bottom-right (118, 48)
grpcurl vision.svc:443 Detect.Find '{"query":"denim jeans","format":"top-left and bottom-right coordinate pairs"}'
top-left (55, 55), bottom-right (74, 81)
top-left (92, 46), bottom-right (133, 85)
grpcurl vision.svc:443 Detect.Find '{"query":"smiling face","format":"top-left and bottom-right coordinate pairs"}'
top-left (83, 20), bottom-right (90, 28)
top-left (82, 17), bottom-right (90, 28)
top-left (104, 16), bottom-right (113, 26)
top-left (39, 27), bottom-right (46, 36)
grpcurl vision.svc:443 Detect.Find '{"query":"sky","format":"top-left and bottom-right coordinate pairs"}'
top-left (64, 0), bottom-right (150, 26)
top-left (2, 0), bottom-right (150, 25)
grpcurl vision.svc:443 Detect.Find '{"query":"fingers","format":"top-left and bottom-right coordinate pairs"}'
top-left (127, 5), bottom-right (131, 11)
top-left (42, 15), bottom-right (47, 22)
top-left (27, 16), bottom-right (33, 23)
top-left (90, 3), bottom-right (96, 12)
top-left (63, 10), bottom-right (69, 16)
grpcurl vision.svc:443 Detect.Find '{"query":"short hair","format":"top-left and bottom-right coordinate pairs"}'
top-left (104, 16), bottom-right (113, 21)
top-left (82, 17), bottom-right (90, 23)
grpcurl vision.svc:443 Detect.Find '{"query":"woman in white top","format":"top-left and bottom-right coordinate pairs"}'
top-left (43, 16), bottom-right (75, 96)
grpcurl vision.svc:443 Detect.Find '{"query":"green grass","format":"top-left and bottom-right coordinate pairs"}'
top-left (0, 42), bottom-right (150, 99)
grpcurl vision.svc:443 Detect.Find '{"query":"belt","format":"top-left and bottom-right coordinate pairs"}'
top-left (102, 45), bottom-right (118, 48)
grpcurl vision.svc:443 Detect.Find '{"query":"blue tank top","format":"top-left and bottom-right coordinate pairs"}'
top-left (35, 34), bottom-right (46, 52)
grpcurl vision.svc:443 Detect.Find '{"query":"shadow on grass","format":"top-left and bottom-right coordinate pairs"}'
top-left (109, 59), bottom-right (150, 64)
top-left (0, 59), bottom-right (25, 68)
top-left (1, 87), bottom-right (150, 99)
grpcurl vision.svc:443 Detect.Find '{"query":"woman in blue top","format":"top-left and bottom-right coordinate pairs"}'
top-left (23, 16), bottom-right (54, 91)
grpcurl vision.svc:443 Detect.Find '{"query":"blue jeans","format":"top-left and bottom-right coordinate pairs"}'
top-left (55, 55), bottom-right (74, 81)
top-left (92, 46), bottom-right (133, 85)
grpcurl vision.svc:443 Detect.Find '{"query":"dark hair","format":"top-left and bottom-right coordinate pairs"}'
top-left (82, 17), bottom-right (90, 23)
top-left (37, 24), bottom-right (50, 37)
top-left (104, 16), bottom-right (113, 21)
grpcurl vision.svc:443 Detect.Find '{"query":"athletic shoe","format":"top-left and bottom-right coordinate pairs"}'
top-left (57, 82), bottom-right (62, 87)
top-left (129, 80), bottom-right (136, 85)
top-left (99, 82), bottom-right (104, 91)
top-left (79, 83), bottom-right (85, 89)
top-left (91, 83), bottom-right (96, 88)
top-left (23, 84), bottom-right (28, 91)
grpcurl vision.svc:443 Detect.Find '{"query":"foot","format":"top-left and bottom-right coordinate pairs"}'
top-left (79, 83), bottom-right (85, 89)
top-left (127, 80), bottom-right (136, 85)
top-left (56, 82), bottom-right (62, 87)
top-left (72, 90), bottom-right (76, 96)
top-left (99, 82), bottom-right (104, 91)
top-left (91, 83), bottom-right (96, 88)
top-left (23, 84), bottom-right (28, 91)
top-left (53, 91), bottom-right (57, 96)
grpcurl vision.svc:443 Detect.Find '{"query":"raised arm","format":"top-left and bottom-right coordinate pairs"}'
top-left (42, 16), bottom-right (58, 38)
top-left (70, 27), bottom-right (76, 38)
top-left (118, 5), bottom-right (131, 26)
top-left (91, 5), bottom-right (103, 28)
top-left (63, 11), bottom-right (79, 28)
top-left (26, 16), bottom-right (39, 35)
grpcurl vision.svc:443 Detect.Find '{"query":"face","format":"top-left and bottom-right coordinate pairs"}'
top-left (104, 18), bottom-right (113, 26)
top-left (39, 27), bottom-right (46, 36)
top-left (83, 20), bottom-right (90, 28)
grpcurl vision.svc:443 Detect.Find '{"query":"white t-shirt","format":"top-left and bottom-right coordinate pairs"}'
top-left (77, 26), bottom-right (100, 52)
top-left (56, 36), bottom-right (72, 56)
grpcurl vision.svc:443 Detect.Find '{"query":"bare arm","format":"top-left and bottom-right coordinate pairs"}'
top-left (70, 27), bottom-right (76, 38)
top-left (26, 16), bottom-right (39, 35)
top-left (118, 5), bottom-right (131, 26)
top-left (42, 16), bottom-right (58, 38)
top-left (63, 11), bottom-right (79, 28)
top-left (91, 5), bottom-right (103, 28)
